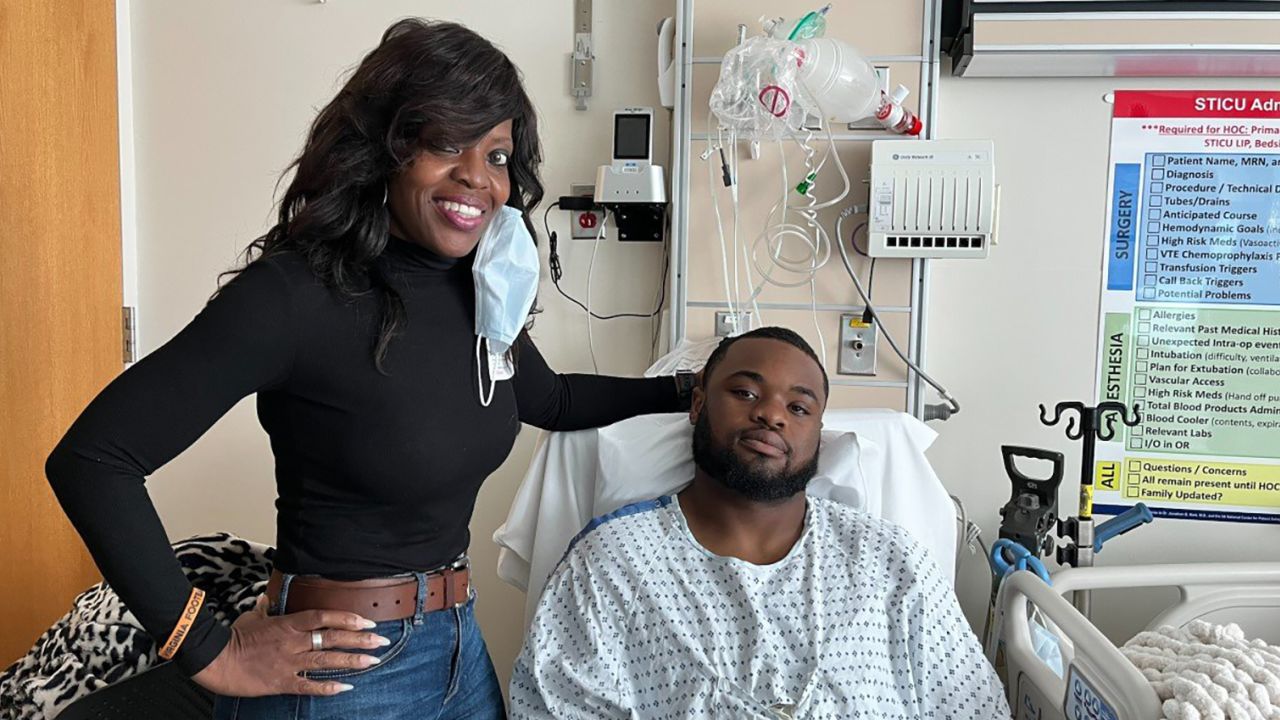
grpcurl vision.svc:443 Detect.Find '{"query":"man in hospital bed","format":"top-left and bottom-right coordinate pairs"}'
top-left (509, 327), bottom-right (1010, 719)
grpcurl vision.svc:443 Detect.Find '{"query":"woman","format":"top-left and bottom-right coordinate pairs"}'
top-left (46, 19), bottom-right (694, 719)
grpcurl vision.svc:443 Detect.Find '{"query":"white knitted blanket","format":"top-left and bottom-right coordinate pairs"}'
top-left (1121, 621), bottom-right (1280, 720)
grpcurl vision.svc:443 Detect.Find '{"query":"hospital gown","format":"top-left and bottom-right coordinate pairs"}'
top-left (510, 495), bottom-right (1010, 719)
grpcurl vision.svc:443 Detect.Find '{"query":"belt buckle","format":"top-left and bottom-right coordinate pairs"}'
top-left (443, 556), bottom-right (470, 609)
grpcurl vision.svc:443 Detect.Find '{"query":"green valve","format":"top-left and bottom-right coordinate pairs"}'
top-left (795, 171), bottom-right (817, 195)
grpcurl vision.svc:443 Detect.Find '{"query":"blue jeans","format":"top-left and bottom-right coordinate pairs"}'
top-left (213, 573), bottom-right (504, 720)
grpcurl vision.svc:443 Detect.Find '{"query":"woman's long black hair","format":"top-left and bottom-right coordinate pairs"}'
top-left (228, 19), bottom-right (543, 370)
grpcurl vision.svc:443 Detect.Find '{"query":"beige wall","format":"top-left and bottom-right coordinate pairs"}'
top-left (130, 0), bottom-right (673, 690)
top-left (932, 74), bottom-right (1280, 642)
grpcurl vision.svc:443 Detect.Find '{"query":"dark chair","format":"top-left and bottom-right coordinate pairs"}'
top-left (55, 662), bottom-right (212, 720)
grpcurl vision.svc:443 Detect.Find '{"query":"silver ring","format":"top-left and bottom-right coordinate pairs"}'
top-left (311, 630), bottom-right (324, 652)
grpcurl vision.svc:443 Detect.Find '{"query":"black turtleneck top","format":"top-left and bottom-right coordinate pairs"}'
top-left (45, 237), bottom-right (681, 675)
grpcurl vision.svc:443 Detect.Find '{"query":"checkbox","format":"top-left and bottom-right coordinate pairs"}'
top-left (1145, 262), bottom-right (1158, 272)
top-left (1132, 424), bottom-right (1144, 437)
top-left (1134, 386), bottom-right (1147, 399)
top-left (1149, 235), bottom-right (1162, 247)
top-left (1138, 335), bottom-right (1151, 346)
top-left (1151, 182), bottom-right (1164, 193)
top-left (1150, 195), bottom-right (1163, 207)
top-left (1143, 288), bottom-right (1156, 299)
top-left (1127, 460), bottom-right (1141, 472)
top-left (1148, 222), bottom-right (1162, 234)
top-left (1153, 168), bottom-right (1165, 180)
top-left (1136, 361), bottom-right (1149, 373)
top-left (1144, 275), bottom-right (1157, 287)
top-left (1137, 348), bottom-right (1150, 359)
top-left (1126, 485), bottom-right (1141, 499)
top-left (1139, 308), bottom-right (1152, 320)
top-left (1136, 374), bottom-right (1148, 385)
top-left (1152, 155), bottom-right (1166, 167)
top-left (1147, 248), bottom-right (1159, 260)
top-left (1139, 322), bottom-right (1152, 333)
top-left (1149, 209), bottom-right (1163, 220)
top-left (1130, 438), bottom-right (1144, 449)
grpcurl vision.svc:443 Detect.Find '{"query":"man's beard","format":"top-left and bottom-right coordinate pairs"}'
top-left (691, 411), bottom-right (819, 503)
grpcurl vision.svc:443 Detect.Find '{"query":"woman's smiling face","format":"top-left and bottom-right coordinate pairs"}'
top-left (387, 119), bottom-right (514, 258)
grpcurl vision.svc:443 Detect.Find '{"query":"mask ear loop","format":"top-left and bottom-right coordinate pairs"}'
top-left (475, 336), bottom-right (496, 408)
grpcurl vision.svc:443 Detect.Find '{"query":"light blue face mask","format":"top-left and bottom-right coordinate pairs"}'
top-left (472, 204), bottom-right (540, 406)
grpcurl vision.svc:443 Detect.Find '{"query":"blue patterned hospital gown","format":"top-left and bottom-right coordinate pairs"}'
top-left (509, 495), bottom-right (1010, 719)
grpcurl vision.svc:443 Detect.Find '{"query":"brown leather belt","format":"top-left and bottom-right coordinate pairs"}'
top-left (266, 560), bottom-right (471, 623)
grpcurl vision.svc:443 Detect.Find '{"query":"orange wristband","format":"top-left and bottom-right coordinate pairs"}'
top-left (158, 587), bottom-right (206, 660)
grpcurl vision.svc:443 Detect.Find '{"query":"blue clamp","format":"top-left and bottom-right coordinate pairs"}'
top-left (1093, 503), bottom-right (1154, 553)
top-left (990, 539), bottom-right (1052, 585)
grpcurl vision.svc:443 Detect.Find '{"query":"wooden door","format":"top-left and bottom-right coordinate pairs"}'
top-left (0, 0), bottom-right (121, 665)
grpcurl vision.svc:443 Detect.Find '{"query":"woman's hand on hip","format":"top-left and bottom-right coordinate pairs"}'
top-left (192, 595), bottom-right (386, 697)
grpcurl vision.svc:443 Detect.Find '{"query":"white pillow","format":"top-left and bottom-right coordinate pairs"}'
top-left (593, 414), bottom-right (868, 516)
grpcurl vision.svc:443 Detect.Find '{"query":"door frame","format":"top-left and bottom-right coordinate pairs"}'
top-left (117, 0), bottom-right (139, 354)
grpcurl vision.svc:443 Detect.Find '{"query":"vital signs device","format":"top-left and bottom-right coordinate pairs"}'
top-left (595, 107), bottom-right (666, 205)
top-left (594, 107), bottom-right (666, 241)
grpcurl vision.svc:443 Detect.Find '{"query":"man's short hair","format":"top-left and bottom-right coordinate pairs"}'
top-left (700, 326), bottom-right (829, 401)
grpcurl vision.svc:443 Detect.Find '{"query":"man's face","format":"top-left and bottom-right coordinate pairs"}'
top-left (691, 338), bottom-right (825, 503)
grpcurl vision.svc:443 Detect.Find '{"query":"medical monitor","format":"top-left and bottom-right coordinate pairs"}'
top-left (612, 108), bottom-right (653, 169)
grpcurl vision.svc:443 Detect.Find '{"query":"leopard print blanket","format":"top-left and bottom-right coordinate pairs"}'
top-left (0, 533), bottom-right (272, 720)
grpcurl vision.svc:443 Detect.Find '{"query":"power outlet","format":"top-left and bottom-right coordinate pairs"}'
top-left (569, 183), bottom-right (605, 239)
top-left (714, 311), bottom-right (752, 337)
top-left (837, 314), bottom-right (877, 375)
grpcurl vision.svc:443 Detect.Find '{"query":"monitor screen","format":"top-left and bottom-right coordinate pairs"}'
top-left (613, 114), bottom-right (651, 160)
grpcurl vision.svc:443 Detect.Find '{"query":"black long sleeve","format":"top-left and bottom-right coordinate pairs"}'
top-left (46, 260), bottom-right (293, 674)
top-left (45, 238), bottom-right (680, 675)
top-left (512, 336), bottom-right (679, 431)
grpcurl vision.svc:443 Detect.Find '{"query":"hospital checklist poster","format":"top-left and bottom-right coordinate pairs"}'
top-left (1093, 90), bottom-right (1280, 524)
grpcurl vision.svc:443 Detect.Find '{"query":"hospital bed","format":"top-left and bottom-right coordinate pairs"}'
top-left (990, 563), bottom-right (1280, 719)
top-left (495, 408), bottom-right (1280, 718)
top-left (494, 408), bottom-right (966, 624)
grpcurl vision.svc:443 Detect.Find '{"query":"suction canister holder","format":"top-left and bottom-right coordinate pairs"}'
top-left (997, 445), bottom-right (1065, 560)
